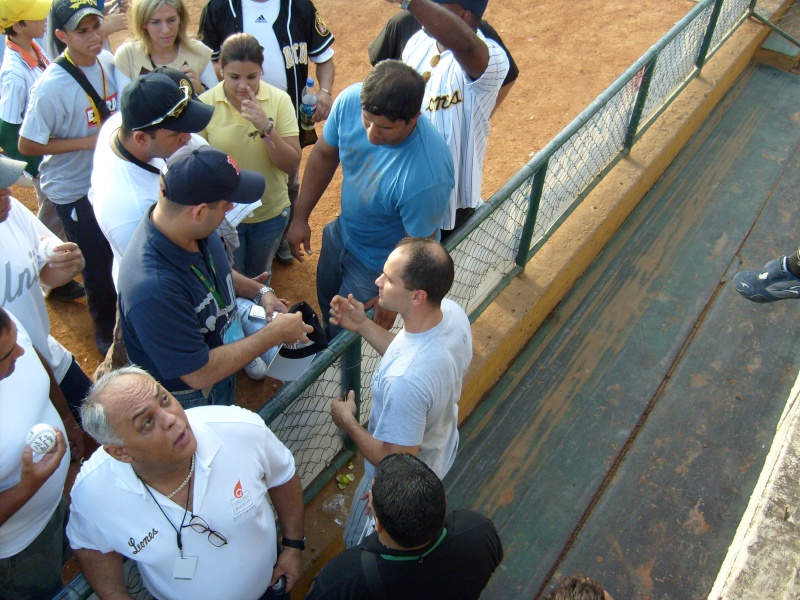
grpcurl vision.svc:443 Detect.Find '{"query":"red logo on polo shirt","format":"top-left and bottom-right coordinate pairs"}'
top-left (231, 479), bottom-right (255, 520)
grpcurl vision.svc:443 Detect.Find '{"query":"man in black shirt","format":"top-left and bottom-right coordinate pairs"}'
top-left (306, 453), bottom-right (503, 600)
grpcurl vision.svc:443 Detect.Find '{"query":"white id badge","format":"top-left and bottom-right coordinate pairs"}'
top-left (173, 556), bottom-right (198, 581)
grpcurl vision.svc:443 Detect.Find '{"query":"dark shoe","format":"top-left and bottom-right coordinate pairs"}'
top-left (733, 257), bottom-right (800, 303)
top-left (276, 240), bottom-right (294, 265)
top-left (48, 280), bottom-right (85, 301)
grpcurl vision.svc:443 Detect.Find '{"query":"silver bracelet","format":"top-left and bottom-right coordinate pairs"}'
top-left (252, 286), bottom-right (275, 305)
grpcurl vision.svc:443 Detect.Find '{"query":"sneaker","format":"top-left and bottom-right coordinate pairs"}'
top-left (276, 239), bottom-right (294, 265)
top-left (48, 280), bottom-right (85, 302)
top-left (244, 357), bottom-right (269, 381)
top-left (733, 257), bottom-right (800, 303)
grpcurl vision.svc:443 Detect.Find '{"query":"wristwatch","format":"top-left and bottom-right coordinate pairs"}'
top-left (252, 286), bottom-right (275, 305)
top-left (281, 536), bottom-right (306, 550)
top-left (400, 0), bottom-right (412, 10)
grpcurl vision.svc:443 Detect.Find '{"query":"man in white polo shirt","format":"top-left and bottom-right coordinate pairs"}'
top-left (68, 366), bottom-right (306, 599)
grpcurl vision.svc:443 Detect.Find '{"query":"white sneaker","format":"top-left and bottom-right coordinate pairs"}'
top-left (244, 357), bottom-right (269, 381)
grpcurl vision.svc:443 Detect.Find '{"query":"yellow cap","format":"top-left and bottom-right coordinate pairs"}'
top-left (0, 0), bottom-right (53, 29)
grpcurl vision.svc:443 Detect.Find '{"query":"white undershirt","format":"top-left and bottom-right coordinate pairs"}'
top-left (240, 0), bottom-right (287, 90)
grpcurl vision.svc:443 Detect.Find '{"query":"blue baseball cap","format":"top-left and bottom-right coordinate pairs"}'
top-left (160, 146), bottom-right (265, 206)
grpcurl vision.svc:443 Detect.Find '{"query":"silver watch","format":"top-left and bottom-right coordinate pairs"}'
top-left (252, 286), bottom-right (275, 305)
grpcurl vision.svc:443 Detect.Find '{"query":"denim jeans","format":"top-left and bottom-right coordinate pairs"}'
top-left (0, 495), bottom-right (69, 599)
top-left (316, 218), bottom-right (381, 338)
top-left (55, 196), bottom-right (116, 343)
top-left (342, 473), bottom-right (372, 549)
top-left (233, 208), bottom-right (290, 282)
top-left (171, 374), bottom-right (236, 409)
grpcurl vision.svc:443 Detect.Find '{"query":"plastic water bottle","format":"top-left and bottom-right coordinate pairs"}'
top-left (300, 78), bottom-right (317, 131)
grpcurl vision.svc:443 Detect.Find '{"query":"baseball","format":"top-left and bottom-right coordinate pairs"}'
top-left (26, 423), bottom-right (58, 454)
top-left (37, 237), bottom-right (62, 260)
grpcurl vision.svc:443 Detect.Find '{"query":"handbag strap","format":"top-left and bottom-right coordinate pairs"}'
top-left (360, 550), bottom-right (388, 600)
top-left (55, 55), bottom-right (111, 124)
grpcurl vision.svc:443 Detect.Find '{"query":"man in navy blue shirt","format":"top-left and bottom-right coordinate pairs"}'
top-left (118, 145), bottom-right (312, 407)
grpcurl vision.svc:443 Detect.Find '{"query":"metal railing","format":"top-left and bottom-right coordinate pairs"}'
top-left (56, 0), bottom-right (773, 596)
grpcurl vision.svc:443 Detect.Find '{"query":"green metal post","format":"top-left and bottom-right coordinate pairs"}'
top-left (515, 162), bottom-right (547, 267)
top-left (696, 0), bottom-right (725, 70)
top-left (341, 337), bottom-right (361, 452)
top-left (624, 61), bottom-right (655, 152)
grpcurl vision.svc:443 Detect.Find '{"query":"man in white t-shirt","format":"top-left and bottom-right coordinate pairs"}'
top-left (0, 308), bottom-right (83, 599)
top-left (68, 366), bottom-right (306, 599)
top-left (0, 155), bottom-right (93, 420)
top-left (90, 68), bottom-right (214, 287)
top-left (327, 237), bottom-right (473, 547)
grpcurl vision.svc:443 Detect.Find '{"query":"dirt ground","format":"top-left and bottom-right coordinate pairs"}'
top-left (9, 0), bottom-right (698, 589)
top-left (15, 0), bottom-right (696, 413)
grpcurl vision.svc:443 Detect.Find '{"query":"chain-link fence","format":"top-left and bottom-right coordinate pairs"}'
top-left (254, 0), bottom-right (760, 506)
top-left (56, 0), bottom-right (778, 597)
top-left (754, 0), bottom-right (800, 46)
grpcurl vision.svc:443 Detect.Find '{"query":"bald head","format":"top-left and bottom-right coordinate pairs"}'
top-left (81, 366), bottom-right (196, 469)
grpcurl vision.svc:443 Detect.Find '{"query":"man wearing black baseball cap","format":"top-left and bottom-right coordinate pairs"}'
top-left (118, 145), bottom-right (312, 407)
top-left (91, 69), bottom-right (215, 287)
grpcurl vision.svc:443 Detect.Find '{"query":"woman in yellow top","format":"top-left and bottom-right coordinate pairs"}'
top-left (199, 33), bottom-right (301, 281)
top-left (113, 0), bottom-right (217, 94)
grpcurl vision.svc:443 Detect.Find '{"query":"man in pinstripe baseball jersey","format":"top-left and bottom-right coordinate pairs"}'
top-left (392, 0), bottom-right (509, 238)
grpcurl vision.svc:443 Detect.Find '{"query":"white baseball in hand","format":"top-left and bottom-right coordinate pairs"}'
top-left (26, 423), bottom-right (57, 454)
top-left (37, 237), bottom-right (61, 260)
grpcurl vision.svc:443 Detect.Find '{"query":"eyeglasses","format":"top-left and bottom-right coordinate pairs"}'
top-left (181, 514), bottom-right (228, 547)
top-left (132, 84), bottom-right (192, 131)
top-left (422, 54), bottom-right (441, 84)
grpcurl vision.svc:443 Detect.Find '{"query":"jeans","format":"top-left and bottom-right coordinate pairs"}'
top-left (233, 208), bottom-right (290, 282)
top-left (55, 196), bottom-right (116, 343)
top-left (170, 374), bottom-right (236, 409)
top-left (236, 297), bottom-right (280, 365)
top-left (343, 473), bottom-right (372, 549)
top-left (0, 495), bottom-right (69, 600)
top-left (58, 357), bottom-right (92, 423)
top-left (316, 218), bottom-right (381, 338)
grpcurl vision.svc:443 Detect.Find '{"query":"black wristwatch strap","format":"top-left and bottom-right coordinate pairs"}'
top-left (281, 536), bottom-right (306, 550)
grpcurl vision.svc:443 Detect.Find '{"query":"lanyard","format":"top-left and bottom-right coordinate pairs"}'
top-left (379, 527), bottom-right (448, 561)
top-left (113, 131), bottom-right (161, 174)
top-left (136, 469), bottom-right (192, 558)
top-left (64, 50), bottom-right (107, 127)
top-left (191, 248), bottom-right (226, 310)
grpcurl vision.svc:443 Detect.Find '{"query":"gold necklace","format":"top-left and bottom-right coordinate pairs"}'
top-left (166, 455), bottom-right (195, 499)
